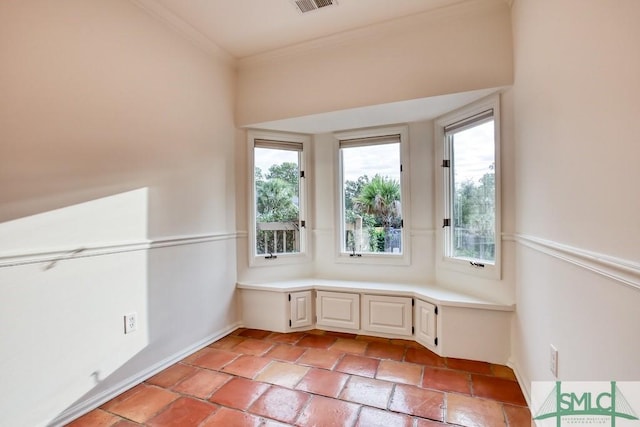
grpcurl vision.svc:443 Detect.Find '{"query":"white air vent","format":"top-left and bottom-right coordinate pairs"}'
top-left (293, 0), bottom-right (337, 14)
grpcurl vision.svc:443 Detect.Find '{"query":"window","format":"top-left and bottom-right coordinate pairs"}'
top-left (336, 126), bottom-right (409, 263)
top-left (249, 131), bottom-right (309, 266)
top-left (436, 96), bottom-right (501, 278)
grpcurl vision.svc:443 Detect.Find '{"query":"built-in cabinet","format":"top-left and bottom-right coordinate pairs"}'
top-left (289, 290), bottom-right (313, 329)
top-left (315, 291), bottom-right (360, 330)
top-left (361, 294), bottom-right (413, 336)
top-left (414, 298), bottom-right (437, 349)
top-left (238, 280), bottom-right (513, 364)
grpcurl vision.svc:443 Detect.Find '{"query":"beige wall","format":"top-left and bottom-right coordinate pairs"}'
top-left (236, 0), bottom-right (513, 126)
top-left (0, 1), bottom-right (238, 425)
top-left (510, 0), bottom-right (640, 397)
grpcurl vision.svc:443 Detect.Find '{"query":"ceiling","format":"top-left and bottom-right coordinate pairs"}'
top-left (141, 0), bottom-right (504, 133)
top-left (147, 0), bottom-right (472, 58)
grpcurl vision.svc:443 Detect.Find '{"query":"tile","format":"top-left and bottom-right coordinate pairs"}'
top-left (404, 348), bottom-right (447, 368)
top-left (100, 384), bottom-right (145, 411)
top-left (200, 407), bottom-right (262, 427)
top-left (491, 364), bottom-right (518, 381)
top-left (471, 375), bottom-right (527, 406)
top-left (504, 404), bottom-right (533, 426)
top-left (266, 332), bottom-right (306, 345)
top-left (446, 393), bottom-right (506, 427)
top-left (296, 334), bottom-right (337, 349)
top-left (249, 386), bottom-right (310, 424)
top-left (415, 419), bottom-right (447, 426)
top-left (112, 421), bottom-right (139, 427)
top-left (172, 368), bottom-right (231, 399)
top-left (355, 406), bottom-right (413, 427)
top-left (390, 339), bottom-right (418, 347)
top-left (365, 342), bottom-right (405, 361)
top-left (231, 338), bottom-right (274, 356)
top-left (146, 363), bottom-right (198, 388)
top-left (221, 355), bottom-right (271, 378)
top-left (231, 328), bottom-right (248, 336)
top-left (264, 344), bottom-right (306, 362)
top-left (356, 335), bottom-right (391, 343)
top-left (376, 360), bottom-right (422, 386)
top-left (324, 331), bottom-right (358, 339)
top-left (447, 358), bottom-right (492, 375)
top-left (296, 395), bottom-right (360, 427)
top-left (295, 368), bottom-right (349, 398)
top-left (422, 366), bottom-right (471, 394)
top-left (329, 338), bottom-right (368, 355)
top-left (297, 348), bottom-right (343, 370)
top-left (209, 335), bottom-right (245, 350)
top-left (66, 409), bottom-right (122, 427)
top-left (339, 376), bottom-right (394, 409)
top-left (209, 377), bottom-right (270, 410)
top-left (255, 361), bottom-right (309, 388)
top-left (307, 329), bottom-right (327, 335)
top-left (334, 354), bottom-right (380, 378)
top-left (105, 384), bottom-right (179, 423)
top-left (239, 328), bottom-right (273, 339)
top-left (190, 348), bottom-right (239, 371)
top-left (146, 397), bottom-right (217, 427)
top-left (389, 384), bottom-right (444, 421)
top-left (263, 420), bottom-right (293, 427)
top-left (181, 347), bottom-right (214, 365)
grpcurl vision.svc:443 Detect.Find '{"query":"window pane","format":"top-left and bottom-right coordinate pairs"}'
top-left (341, 143), bottom-right (402, 254)
top-left (254, 147), bottom-right (300, 255)
top-left (451, 120), bottom-right (495, 263)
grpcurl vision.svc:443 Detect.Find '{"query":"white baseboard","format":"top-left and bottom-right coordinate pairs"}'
top-left (507, 359), bottom-right (532, 409)
top-left (49, 322), bottom-right (242, 427)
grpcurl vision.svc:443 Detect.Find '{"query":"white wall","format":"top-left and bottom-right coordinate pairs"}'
top-left (510, 0), bottom-right (640, 397)
top-left (0, 1), bottom-right (238, 425)
top-left (236, 0), bottom-right (513, 126)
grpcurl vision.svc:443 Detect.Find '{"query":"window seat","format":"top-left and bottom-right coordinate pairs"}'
top-left (237, 278), bottom-right (513, 364)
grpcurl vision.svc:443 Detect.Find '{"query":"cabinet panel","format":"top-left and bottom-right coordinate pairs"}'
top-left (414, 299), bottom-right (437, 350)
top-left (316, 291), bottom-right (360, 330)
top-left (362, 294), bottom-right (412, 336)
top-left (289, 290), bottom-right (313, 329)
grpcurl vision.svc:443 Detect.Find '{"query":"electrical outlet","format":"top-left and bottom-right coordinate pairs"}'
top-left (550, 344), bottom-right (558, 377)
top-left (124, 312), bottom-right (137, 334)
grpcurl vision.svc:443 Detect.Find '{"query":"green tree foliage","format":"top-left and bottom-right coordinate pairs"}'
top-left (354, 175), bottom-right (401, 230)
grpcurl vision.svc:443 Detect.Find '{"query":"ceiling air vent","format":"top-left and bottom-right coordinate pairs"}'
top-left (293, 0), bottom-right (337, 14)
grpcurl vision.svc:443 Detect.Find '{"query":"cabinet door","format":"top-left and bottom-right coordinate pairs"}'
top-left (362, 294), bottom-right (413, 336)
top-left (316, 291), bottom-right (360, 330)
top-left (289, 291), bottom-right (313, 329)
top-left (414, 299), bottom-right (437, 349)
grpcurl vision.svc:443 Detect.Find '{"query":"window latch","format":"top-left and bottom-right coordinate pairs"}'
top-left (470, 261), bottom-right (485, 268)
top-left (442, 218), bottom-right (451, 228)
top-left (265, 252), bottom-right (278, 260)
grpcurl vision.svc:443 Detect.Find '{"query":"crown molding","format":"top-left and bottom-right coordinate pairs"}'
top-left (129, 0), bottom-right (236, 67)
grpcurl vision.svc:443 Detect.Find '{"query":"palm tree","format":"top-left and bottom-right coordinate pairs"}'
top-left (354, 174), bottom-right (401, 231)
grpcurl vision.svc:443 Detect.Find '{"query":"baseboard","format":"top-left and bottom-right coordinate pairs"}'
top-left (507, 359), bottom-right (532, 409)
top-left (49, 322), bottom-right (242, 426)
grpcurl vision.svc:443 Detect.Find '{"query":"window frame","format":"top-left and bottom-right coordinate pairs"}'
top-left (334, 125), bottom-right (411, 266)
top-left (248, 130), bottom-right (311, 267)
top-left (435, 95), bottom-right (501, 279)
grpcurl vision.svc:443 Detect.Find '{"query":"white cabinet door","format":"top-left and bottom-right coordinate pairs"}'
top-left (362, 294), bottom-right (413, 336)
top-left (316, 291), bottom-right (360, 330)
top-left (289, 291), bottom-right (313, 329)
top-left (414, 299), bottom-right (437, 350)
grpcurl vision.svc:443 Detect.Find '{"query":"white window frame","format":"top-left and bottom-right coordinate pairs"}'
top-left (334, 125), bottom-right (411, 266)
top-left (248, 130), bottom-right (311, 267)
top-left (435, 95), bottom-right (501, 279)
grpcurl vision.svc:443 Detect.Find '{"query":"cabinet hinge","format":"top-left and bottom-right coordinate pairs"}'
top-left (412, 326), bottom-right (415, 334)
top-left (441, 160), bottom-right (450, 168)
top-left (434, 337), bottom-right (439, 346)
top-left (289, 319), bottom-right (292, 327)
top-left (435, 306), bottom-right (439, 315)
top-left (411, 298), bottom-right (414, 306)
top-left (288, 294), bottom-right (291, 301)
top-left (442, 218), bottom-right (451, 228)
top-left (300, 170), bottom-right (305, 178)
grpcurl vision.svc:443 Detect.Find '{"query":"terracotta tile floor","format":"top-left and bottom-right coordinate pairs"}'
top-left (68, 329), bottom-right (532, 427)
